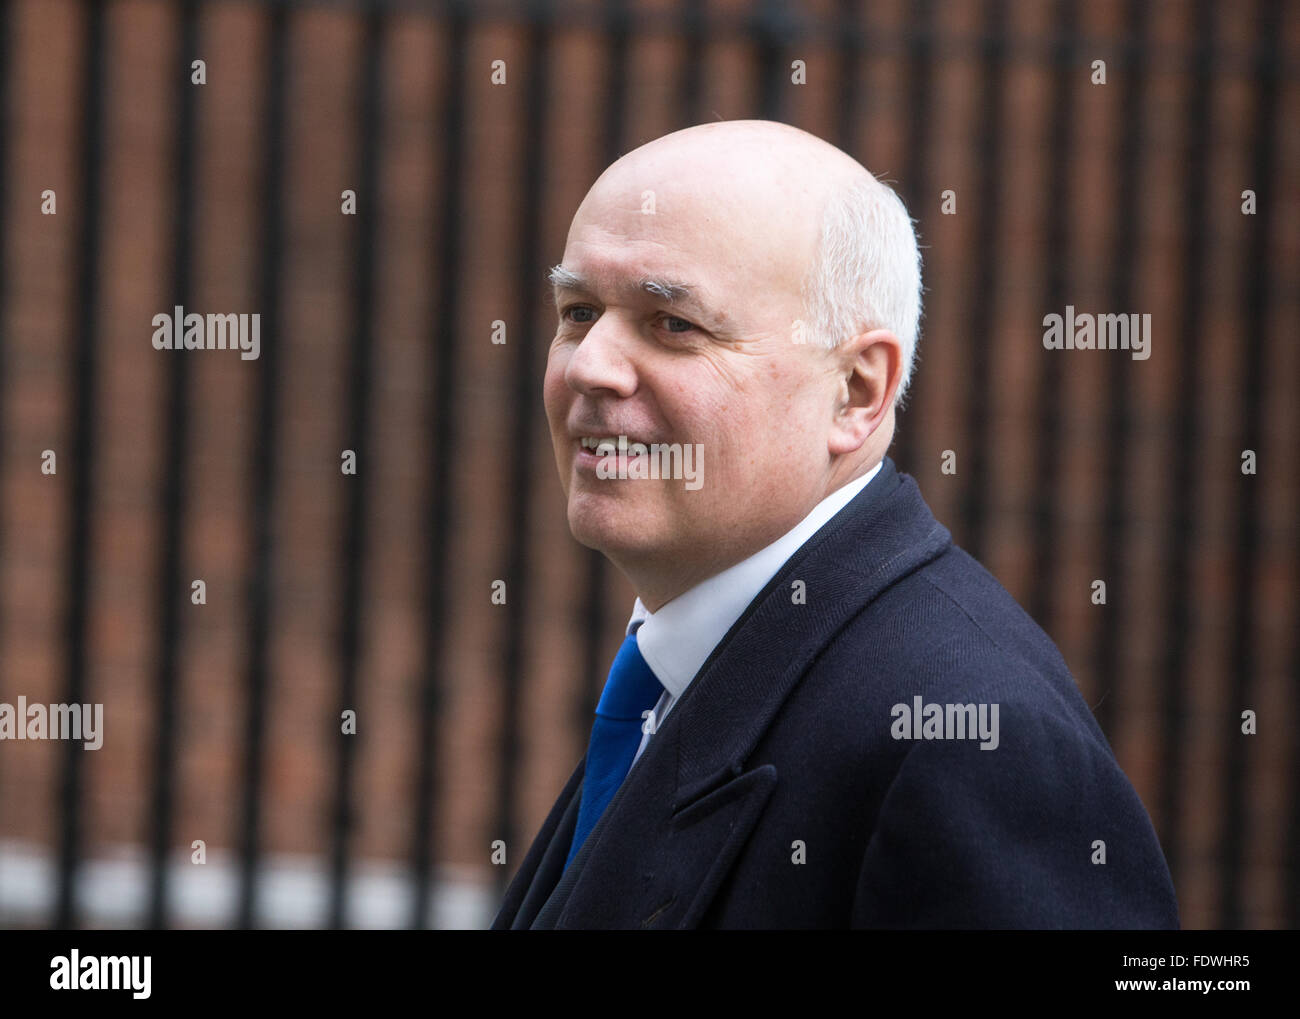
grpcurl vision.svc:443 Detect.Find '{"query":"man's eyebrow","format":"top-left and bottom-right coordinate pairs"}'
top-left (637, 276), bottom-right (692, 302)
top-left (547, 264), bottom-right (697, 305)
top-left (548, 264), bottom-right (585, 296)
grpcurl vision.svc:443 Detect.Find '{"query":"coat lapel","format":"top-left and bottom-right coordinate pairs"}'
top-left (529, 461), bottom-right (952, 929)
top-left (536, 742), bottom-right (779, 929)
top-left (490, 758), bottom-right (584, 929)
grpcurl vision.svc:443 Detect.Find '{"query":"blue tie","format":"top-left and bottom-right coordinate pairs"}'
top-left (565, 630), bottom-right (664, 869)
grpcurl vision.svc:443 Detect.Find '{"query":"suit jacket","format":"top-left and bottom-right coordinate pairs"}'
top-left (492, 458), bottom-right (1180, 929)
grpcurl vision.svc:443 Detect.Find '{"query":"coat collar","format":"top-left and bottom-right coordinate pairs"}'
top-left (630, 462), bottom-right (881, 700)
top-left (502, 459), bottom-right (953, 928)
top-left (668, 458), bottom-right (950, 802)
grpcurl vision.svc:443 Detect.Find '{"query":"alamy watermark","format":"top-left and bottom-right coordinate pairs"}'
top-left (50, 950), bottom-right (150, 999)
top-left (588, 435), bottom-right (704, 491)
top-left (1042, 305), bottom-right (1151, 361)
top-left (890, 695), bottom-right (1000, 750)
top-left (152, 305), bottom-right (260, 360)
top-left (0, 697), bottom-right (103, 750)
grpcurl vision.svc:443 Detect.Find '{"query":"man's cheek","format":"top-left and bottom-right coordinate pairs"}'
top-left (541, 374), bottom-right (565, 417)
top-left (542, 346), bottom-right (572, 397)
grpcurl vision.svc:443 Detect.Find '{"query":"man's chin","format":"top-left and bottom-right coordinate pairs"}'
top-left (566, 496), bottom-right (661, 558)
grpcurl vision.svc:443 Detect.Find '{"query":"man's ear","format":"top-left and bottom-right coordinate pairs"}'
top-left (828, 328), bottom-right (902, 456)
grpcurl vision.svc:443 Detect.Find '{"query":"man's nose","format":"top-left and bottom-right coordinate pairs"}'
top-left (564, 313), bottom-right (638, 398)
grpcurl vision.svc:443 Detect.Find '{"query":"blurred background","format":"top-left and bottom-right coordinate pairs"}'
top-left (0, 0), bottom-right (1296, 929)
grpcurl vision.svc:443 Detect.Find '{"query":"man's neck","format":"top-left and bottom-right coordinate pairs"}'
top-left (623, 460), bottom-right (883, 612)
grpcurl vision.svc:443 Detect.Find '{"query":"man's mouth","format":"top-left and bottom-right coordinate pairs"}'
top-left (579, 436), bottom-right (627, 456)
top-left (574, 435), bottom-right (657, 469)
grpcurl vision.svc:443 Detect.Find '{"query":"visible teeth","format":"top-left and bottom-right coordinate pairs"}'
top-left (580, 436), bottom-right (620, 453)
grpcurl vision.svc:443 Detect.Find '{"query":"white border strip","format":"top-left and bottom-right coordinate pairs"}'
top-left (0, 839), bottom-right (496, 929)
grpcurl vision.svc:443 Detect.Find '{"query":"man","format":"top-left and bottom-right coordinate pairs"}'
top-left (493, 120), bottom-right (1179, 929)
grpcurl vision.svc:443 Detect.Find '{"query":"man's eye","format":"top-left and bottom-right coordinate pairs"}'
top-left (562, 305), bottom-right (597, 324)
top-left (660, 315), bottom-right (696, 334)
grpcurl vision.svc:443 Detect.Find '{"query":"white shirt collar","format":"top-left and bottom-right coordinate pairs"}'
top-left (628, 461), bottom-right (883, 698)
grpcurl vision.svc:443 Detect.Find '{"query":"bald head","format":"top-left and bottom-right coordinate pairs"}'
top-left (544, 120), bottom-right (919, 609)
top-left (567, 120), bottom-right (922, 402)
top-left (585, 120), bottom-right (862, 244)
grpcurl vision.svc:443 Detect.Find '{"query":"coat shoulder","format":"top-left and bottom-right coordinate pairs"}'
top-left (808, 541), bottom-right (1095, 731)
top-left (755, 541), bottom-right (1179, 928)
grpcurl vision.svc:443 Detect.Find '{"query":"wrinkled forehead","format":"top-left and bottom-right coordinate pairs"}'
top-left (564, 153), bottom-right (824, 305)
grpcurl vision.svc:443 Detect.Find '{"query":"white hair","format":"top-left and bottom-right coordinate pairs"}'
top-left (801, 175), bottom-right (923, 407)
